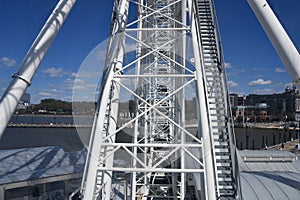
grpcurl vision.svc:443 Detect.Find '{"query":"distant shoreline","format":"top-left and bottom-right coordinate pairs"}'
top-left (9, 114), bottom-right (300, 131)
top-left (7, 124), bottom-right (92, 128)
top-left (7, 123), bottom-right (299, 130)
top-left (235, 123), bottom-right (300, 130)
top-left (12, 114), bottom-right (93, 117)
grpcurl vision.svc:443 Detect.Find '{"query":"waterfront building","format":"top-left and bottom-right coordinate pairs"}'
top-left (16, 93), bottom-right (31, 109)
top-left (229, 93), bottom-right (239, 107)
top-left (246, 87), bottom-right (299, 120)
top-left (230, 87), bottom-right (300, 122)
top-left (231, 103), bottom-right (271, 123)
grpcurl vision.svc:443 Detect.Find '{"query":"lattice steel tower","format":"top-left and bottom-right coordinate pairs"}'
top-left (80, 0), bottom-right (241, 199)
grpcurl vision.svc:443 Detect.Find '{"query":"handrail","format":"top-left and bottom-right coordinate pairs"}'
top-left (210, 0), bottom-right (243, 198)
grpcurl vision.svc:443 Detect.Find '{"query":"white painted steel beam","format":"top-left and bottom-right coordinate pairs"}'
top-left (125, 27), bottom-right (189, 31)
top-left (80, 0), bottom-right (129, 199)
top-left (188, 0), bottom-right (217, 199)
top-left (98, 168), bottom-right (205, 173)
top-left (97, 143), bottom-right (203, 147)
top-left (247, 0), bottom-right (300, 89)
top-left (0, 0), bottom-right (76, 138)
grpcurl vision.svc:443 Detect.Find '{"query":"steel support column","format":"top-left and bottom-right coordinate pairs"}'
top-left (0, 0), bottom-right (76, 138)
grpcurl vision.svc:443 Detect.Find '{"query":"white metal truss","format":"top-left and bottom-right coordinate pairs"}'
top-left (80, 0), bottom-right (240, 199)
top-left (1, 0), bottom-right (297, 199)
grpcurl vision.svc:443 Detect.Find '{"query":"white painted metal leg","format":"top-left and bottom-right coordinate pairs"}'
top-left (247, 0), bottom-right (300, 89)
top-left (0, 0), bottom-right (76, 137)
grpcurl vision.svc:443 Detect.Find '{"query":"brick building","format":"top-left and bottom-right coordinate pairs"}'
top-left (230, 87), bottom-right (300, 122)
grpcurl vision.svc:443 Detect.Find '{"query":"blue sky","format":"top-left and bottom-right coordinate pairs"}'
top-left (0, 0), bottom-right (299, 103)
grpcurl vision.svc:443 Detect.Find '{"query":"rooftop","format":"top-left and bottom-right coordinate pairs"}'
top-left (0, 146), bottom-right (86, 186)
top-left (239, 150), bottom-right (300, 199)
top-left (1, 147), bottom-right (300, 199)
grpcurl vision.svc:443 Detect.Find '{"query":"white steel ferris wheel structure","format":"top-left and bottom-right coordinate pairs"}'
top-left (80, 0), bottom-right (240, 199)
top-left (1, 0), bottom-right (299, 199)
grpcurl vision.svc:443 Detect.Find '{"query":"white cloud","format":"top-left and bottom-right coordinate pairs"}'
top-left (255, 74), bottom-right (264, 79)
top-left (247, 78), bottom-right (272, 86)
top-left (224, 62), bottom-right (233, 69)
top-left (51, 89), bottom-right (59, 92)
top-left (253, 88), bottom-right (274, 94)
top-left (226, 68), bottom-right (245, 77)
top-left (63, 77), bottom-right (99, 93)
top-left (64, 78), bottom-right (74, 89)
top-left (86, 83), bottom-right (98, 89)
top-left (42, 68), bottom-right (75, 78)
top-left (38, 92), bottom-right (52, 96)
top-left (74, 85), bottom-right (86, 90)
top-left (97, 49), bottom-right (107, 61)
top-left (227, 80), bottom-right (238, 87)
top-left (31, 83), bottom-right (75, 103)
top-left (74, 79), bottom-right (85, 84)
top-left (275, 67), bottom-right (286, 73)
top-left (1, 57), bottom-right (16, 67)
top-left (251, 67), bottom-right (260, 71)
top-left (42, 67), bottom-right (64, 77)
top-left (76, 71), bottom-right (100, 79)
top-left (74, 80), bottom-right (98, 91)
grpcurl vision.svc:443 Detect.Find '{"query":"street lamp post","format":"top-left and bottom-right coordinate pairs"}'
top-left (245, 119), bottom-right (249, 149)
top-left (298, 121), bottom-right (300, 150)
top-left (295, 112), bottom-right (300, 150)
top-left (242, 95), bottom-right (246, 127)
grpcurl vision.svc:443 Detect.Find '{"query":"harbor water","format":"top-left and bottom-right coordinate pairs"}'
top-left (2, 115), bottom-right (299, 151)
